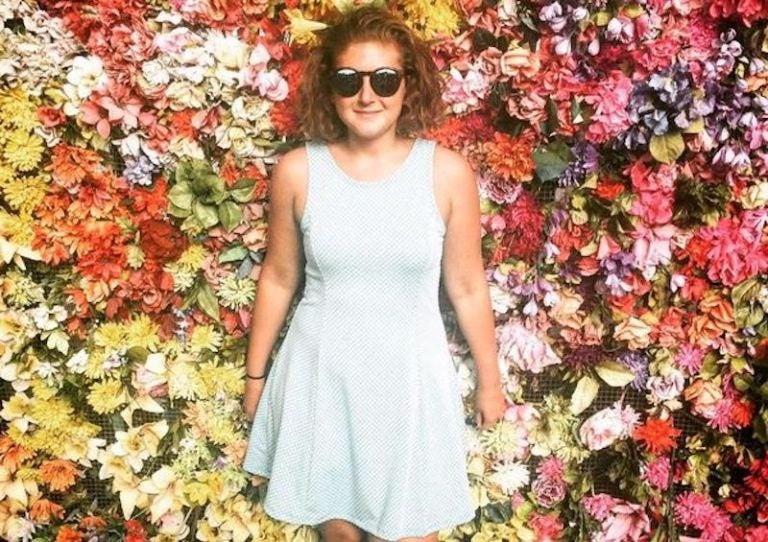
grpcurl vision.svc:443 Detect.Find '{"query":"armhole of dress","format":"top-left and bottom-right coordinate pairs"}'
top-left (426, 140), bottom-right (447, 236)
top-left (299, 141), bottom-right (314, 232)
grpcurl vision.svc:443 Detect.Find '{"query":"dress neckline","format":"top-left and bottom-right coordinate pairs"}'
top-left (323, 138), bottom-right (420, 186)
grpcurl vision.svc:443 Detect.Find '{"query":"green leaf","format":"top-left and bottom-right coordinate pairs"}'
top-left (595, 361), bottom-right (636, 387)
top-left (197, 281), bottom-right (220, 322)
top-left (570, 375), bottom-right (599, 415)
top-left (193, 200), bottom-right (220, 229)
top-left (168, 182), bottom-right (194, 211)
top-left (682, 117), bottom-right (704, 134)
top-left (167, 202), bottom-right (191, 218)
top-left (533, 141), bottom-right (570, 182)
top-left (230, 179), bottom-right (257, 203)
top-left (649, 132), bottom-right (685, 164)
top-left (174, 161), bottom-right (193, 184)
top-left (219, 201), bottom-right (244, 231)
top-left (219, 244), bottom-right (249, 264)
top-left (732, 278), bottom-right (760, 306)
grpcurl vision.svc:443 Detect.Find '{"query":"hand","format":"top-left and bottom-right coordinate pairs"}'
top-left (474, 382), bottom-right (506, 429)
top-left (242, 378), bottom-right (267, 422)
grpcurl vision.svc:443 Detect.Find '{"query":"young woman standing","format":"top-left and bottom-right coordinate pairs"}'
top-left (242, 7), bottom-right (506, 541)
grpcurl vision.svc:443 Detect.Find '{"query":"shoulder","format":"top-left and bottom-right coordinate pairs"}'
top-left (273, 144), bottom-right (308, 181)
top-left (431, 142), bottom-right (477, 195)
top-left (270, 144), bottom-right (309, 195)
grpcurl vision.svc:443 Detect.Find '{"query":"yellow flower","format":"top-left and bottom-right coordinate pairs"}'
top-left (401, 0), bottom-right (460, 39)
top-left (3, 129), bottom-right (44, 172)
top-left (29, 397), bottom-right (72, 429)
top-left (87, 379), bottom-right (129, 414)
top-left (0, 211), bottom-right (38, 248)
top-left (1, 174), bottom-right (47, 215)
top-left (125, 314), bottom-right (160, 351)
top-left (93, 321), bottom-right (128, 349)
top-left (283, 9), bottom-right (328, 45)
top-left (168, 358), bottom-right (203, 400)
top-left (0, 87), bottom-right (37, 131)
top-left (197, 361), bottom-right (243, 399)
top-left (188, 324), bottom-right (223, 353)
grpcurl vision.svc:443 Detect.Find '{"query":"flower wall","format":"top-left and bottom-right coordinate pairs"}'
top-left (1, 0), bottom-right (768, 540)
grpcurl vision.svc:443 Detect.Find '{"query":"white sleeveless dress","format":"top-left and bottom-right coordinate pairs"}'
top-left (242, 138), bottom-right (476, 539)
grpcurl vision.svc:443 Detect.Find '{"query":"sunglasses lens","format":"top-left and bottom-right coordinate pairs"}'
top-left (331, 69), bottom-right (362, 97)
top-left (370, 68), bottom-right (402, 97)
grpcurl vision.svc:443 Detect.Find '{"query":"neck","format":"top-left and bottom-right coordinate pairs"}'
top-left (342, 131), bottom-right (406, 156)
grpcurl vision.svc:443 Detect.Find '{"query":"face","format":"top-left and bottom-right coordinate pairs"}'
top-left (330, 40), bottom-right (407, 142)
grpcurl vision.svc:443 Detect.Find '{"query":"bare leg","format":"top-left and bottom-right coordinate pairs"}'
top-left (317, 519), bottom-right (365, 542)
top-left (367, 533), bottom-right (439, 542)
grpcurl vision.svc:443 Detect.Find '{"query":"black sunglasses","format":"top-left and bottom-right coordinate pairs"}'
top-left (330, 67), bottom-right (405, 98)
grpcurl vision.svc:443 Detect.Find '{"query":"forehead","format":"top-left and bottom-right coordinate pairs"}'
top-left (333, 40), bottom-right (403, 69)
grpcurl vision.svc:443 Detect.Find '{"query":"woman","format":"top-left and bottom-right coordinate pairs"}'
top-left (241, 6), bottom-right (506, 542)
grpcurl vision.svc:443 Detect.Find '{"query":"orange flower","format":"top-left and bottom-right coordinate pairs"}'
top-left (633, 417), bottom-right (681, 455)
top-left (78, 515), bottom-right (107, 531)
top-left (0, 435), bottom-right (35, 471)
top-left (30, 498), bottom-right (65, 523)
top-left (48, 144), bottom-right (102, 190)
top-left (39, 459), bottom-right (82, 492)
top-left (55, 525), bottom-right (83, 542)
top-left (484, 131), bottom-right (536, 183)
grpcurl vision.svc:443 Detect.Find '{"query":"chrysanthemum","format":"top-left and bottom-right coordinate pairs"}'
top-left (92, 322), bottom-right (127, 350)
top-left (488, 460), bottom-right (530, 495)
top-left (125, 314), bottom-right (160, 351)
top-left (1, 174), bottom-right (48, 215)
top-left (30, 498), bottom-right (65, 523)
top-left (197, 362), bottom-right (242, 398)
top-left (633, 417), bottom-right (681, 455)
top-left (484, 131), bottom-right (536, 184)
top-left (217, 275), bottom-right (256, 310)
top-left (0, 434), bottom-right (36, 471)
top-left (29, 397), bottom-right (73, 429)
top-left (39, 458), bottom-right (82, 491)
top-left (3, 129), bottom-right (45, 172)
top-left (176, 244), bottom-right (208, 271)
top-left (188, 325), bottom-right (223, 354)
top-left (87, 379), bottom-right (128, 414)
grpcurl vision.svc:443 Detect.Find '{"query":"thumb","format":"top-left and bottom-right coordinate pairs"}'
top-left (475, 412), bottom-right (482, 428)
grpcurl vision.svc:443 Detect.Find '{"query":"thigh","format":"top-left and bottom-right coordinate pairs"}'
top-left (317, 519), bottom-right (365, 542)
top-left (367, 533), bottom-right (438, 542)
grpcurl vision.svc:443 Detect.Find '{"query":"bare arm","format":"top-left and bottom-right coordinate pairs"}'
top-left (437, 147), bottom-right (501, 392)
top-left (245, 147), bottom-right (307, 378)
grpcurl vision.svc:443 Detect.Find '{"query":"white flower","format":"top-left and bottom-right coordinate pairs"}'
top-left (142, 59), bottom-right (170, 87)
top-left (489, 283), bottom-right (515, 314)
top-left (66, 55), bottom-right (107, 99)
top-left (207, 31), bottom-right (250, 70)
top-left (489, 461), bottom-right (530, 495)
top-left (66, 349), bottom-right (89, 374)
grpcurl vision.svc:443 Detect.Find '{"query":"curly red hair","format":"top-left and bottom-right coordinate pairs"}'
top-left (297, 6), bottom-right (445, 141)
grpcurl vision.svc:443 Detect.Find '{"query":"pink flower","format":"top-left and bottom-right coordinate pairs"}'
top-left (632, 223), bottom-right (677, 273)
top-left (529, 513), bottom-right (564, 541)
top-left (675, 492), bottom-right (732, 541)
top-left (642, 456), bottom-right (671, 490)
top-left (442, 66), bottom-right (488, 114)
top-left (579, 402), bottom-right (640, 451)
top-left (496, 321), bottom-right (561, 374)
top-left (697, 214), bottom-right (768, 286)
top-left (255, 69), bottom-right (288, 101)
top-left (675, 343), bottom-right (705, 374)
top-left (584, 494), bottom-right (651, 541)
top-left (584, 71), bottom-right (633, 143)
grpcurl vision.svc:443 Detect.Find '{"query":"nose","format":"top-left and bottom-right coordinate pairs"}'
top-left (357, 74), bottom-right (376, 103)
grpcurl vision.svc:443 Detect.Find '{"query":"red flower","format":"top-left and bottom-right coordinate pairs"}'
top-left (484, 130), bottom-right (536, 184)
top-left (595, 179), bottom-right (626, 200)
top-left (55, 525), bottom-right (83, 542)
top-left (499, 190), bottom-right (546, 263)
top-left (633, 417), bottom-right (681, 455)
top-left (138, 219), bottom-right (189, 264)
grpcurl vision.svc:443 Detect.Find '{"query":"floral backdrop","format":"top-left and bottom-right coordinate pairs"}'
top-left (2, 0), bottom-right (768, 540)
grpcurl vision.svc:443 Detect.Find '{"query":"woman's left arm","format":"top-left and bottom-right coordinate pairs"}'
top-left (436, 147), bottom-right (506, 428)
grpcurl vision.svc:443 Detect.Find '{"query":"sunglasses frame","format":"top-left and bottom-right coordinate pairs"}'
top-left (329, 67), bottom-right (406, 98)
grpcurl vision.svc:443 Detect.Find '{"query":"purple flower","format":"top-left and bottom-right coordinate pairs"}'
top-left (617, 350), bottom-right (649, 391)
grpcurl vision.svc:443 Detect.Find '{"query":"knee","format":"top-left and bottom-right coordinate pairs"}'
top-left (318, 519), bottom-right (365, 542)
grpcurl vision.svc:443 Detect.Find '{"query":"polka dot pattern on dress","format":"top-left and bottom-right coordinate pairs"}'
top-left (242, 138), bottom-right (476, 540)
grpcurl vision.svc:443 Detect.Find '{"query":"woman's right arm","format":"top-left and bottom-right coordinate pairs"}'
top-left (242, 148), bottom-right (307, 421)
